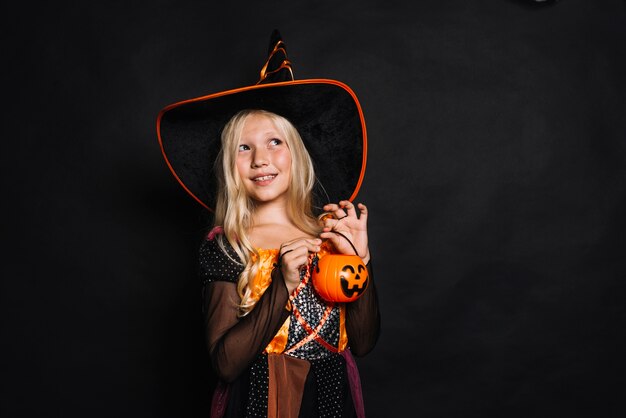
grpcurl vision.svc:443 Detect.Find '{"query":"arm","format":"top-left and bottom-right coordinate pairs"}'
top-left (318, 201), bottom-right (380, 355)
top-left (200, 236), bottom-right (291, 382)
top-left (203, 269), bottom-right (290, 382)
top-left (345, 261), bottom-right (380, 357)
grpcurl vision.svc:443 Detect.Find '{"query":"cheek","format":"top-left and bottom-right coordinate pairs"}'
top-left (235, 155), bottom-right (248, 178)
top-left (275, 149), bottom-right (292, 173)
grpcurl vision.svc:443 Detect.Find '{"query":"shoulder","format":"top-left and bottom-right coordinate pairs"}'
top-left (199, 227), bottom-right (244, 285)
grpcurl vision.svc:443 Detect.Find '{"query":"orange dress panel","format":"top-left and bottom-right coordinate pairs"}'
top-left (245, 242), bottom-right (348, 354)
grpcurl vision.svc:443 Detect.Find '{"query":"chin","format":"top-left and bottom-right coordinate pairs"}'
top-left (250, 190), bottom-right (289, 205)
top-left (253, 195), bottom-right (282, 204)
top-left (246, 184), bottom-right (289, 205)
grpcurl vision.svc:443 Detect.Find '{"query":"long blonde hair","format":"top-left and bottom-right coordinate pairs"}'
top-left (213, 109), bottom-right (320, 316)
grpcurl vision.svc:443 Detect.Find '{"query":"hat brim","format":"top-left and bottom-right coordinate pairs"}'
top-left (156, 79), bottom-right (367, 212)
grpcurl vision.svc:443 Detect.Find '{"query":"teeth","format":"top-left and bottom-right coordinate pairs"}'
top-left (254, 175), bottom-right (275, 182)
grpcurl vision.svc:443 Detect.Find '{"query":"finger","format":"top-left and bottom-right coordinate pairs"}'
top-left (357, 203), bottom-right (368, 222)
top-left (340, 200), bottom-right (357, 217)
top-left (319, 231), bottom-right (339, 240)
top-left (318, 213), bottom-right (335, 224)
top-left (280, 238), bottom-right (321, 253)
top-left (282, 250), bottom-right (307, 265)
top-left (298, 238), bottom-right (322, 251)
top-left (282, 251), bottom-right (311, 272)
top-left (323, 203), bottom-right (348, 219)
top-left (334, 208), bottom-right (348, 219)
top-left (279, 243), bottom-right (293, 258)
top-left (298, 240), bottom-right (321, 253)
top-left (280, 247), bottom-right (303, 265)
top-left (280, 237), bottom-right (303, 250)
top-left (323, 217), bottom-right (339, 230)
top-left (281, 240), bottom-right (321, 258)
top-left (279, 248), bottom-right (294, 260)
top-left (323, 203), bottom-right (340, 212)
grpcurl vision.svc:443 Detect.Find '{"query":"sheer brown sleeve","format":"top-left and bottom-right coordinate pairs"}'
top-left (202, 264), bottom-right (291, 382)
top-left (345, 261), bottom-right (380, 357)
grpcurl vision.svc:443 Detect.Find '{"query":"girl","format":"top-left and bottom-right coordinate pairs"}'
top-left (157, 31), bottom-right (379, 417)
top-left (200, 109), bottom-right (379, 417)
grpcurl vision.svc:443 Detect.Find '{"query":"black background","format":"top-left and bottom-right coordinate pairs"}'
top-left (3, 0), bottom-right (626, 417)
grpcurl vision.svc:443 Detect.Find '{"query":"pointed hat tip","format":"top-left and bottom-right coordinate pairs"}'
top-left (268, 29), bottom-right (284, 54)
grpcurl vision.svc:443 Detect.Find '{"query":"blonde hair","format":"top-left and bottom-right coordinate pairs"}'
top-left (213, 109), bottom-right (320, 316)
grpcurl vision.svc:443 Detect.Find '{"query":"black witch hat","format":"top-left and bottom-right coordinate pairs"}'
top-left (156, 30), bottom-right (367, 212)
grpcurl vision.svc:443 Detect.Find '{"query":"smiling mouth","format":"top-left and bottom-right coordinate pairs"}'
top-left (253, 174), bottom-right (277, 182)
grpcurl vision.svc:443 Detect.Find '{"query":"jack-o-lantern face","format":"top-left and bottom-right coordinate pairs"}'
top-left (312, 254), bottom-right (369, 303)
top-left (340, 263), bottom-right (368, 299)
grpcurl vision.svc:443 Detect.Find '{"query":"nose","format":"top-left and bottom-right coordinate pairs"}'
top-left (251, 148), bottom-right (269, 168)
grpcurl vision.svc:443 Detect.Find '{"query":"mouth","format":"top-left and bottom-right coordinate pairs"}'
top-left (252, 174), bottom-right (277, 183)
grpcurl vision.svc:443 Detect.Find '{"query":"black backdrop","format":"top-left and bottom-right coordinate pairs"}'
top-left (3, 0), bottom-right (626, 417)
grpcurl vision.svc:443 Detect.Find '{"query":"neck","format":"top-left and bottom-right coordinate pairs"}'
top-left (251, 199), bottom-right (292, 227)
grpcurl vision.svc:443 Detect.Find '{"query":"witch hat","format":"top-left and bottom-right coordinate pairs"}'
top-left (156, 30), bottom-right (367, 212)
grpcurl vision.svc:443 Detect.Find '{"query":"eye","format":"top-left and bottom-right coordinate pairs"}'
top-left (268, 138), bottom-right (283, 147)
top-left (238, 144), bottom-right (250, 152)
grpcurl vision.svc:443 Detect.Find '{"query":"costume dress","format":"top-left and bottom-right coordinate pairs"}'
top-left (200, 228), bottom-right (380, 418)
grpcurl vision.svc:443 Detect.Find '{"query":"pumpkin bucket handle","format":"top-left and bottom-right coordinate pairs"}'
top-left (324, 230), bottom-right (361, 258)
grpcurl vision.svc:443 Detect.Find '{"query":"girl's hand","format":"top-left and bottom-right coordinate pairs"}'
top-left (320, 201), bottom-right (370, 265)
top-left (278, 237), bottom-right (322, 293)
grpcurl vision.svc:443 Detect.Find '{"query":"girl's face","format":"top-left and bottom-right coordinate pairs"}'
top-left (236, 114), bottom-right (292, 206)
